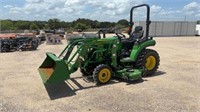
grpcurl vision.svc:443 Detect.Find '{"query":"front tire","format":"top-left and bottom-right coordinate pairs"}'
top-left (135, 49), bottom-right (160, 76)
top-left (93, 64), bottom-right (112, 85)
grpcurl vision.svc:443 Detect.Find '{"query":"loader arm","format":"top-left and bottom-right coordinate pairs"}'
top-left (58, 39), bottom-right (92, 73)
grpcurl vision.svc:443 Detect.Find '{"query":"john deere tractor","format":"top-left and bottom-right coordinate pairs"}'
top-left (38, 4), bottom-right (160, 84)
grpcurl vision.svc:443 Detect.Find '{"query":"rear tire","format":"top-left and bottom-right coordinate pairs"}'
top-left (93, 64), bottom-right (112, 85)
top-left (135, 49), bottom-right (160, 76)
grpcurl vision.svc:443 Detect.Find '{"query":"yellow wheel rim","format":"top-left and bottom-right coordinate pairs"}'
top-left (145, 56), bottom-right (156, 70)
top-left (98, 68), bottom-right (111, 83)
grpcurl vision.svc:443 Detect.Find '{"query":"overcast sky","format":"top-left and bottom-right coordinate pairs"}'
top-left (0, 0), bottom-right (199, 22)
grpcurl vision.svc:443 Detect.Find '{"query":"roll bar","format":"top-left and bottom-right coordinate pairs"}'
top-left (129, 4), bottom-right (151, 39)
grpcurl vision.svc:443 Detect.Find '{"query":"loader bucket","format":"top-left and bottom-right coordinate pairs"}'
top-left (38, 52), bottom-right (70, 84)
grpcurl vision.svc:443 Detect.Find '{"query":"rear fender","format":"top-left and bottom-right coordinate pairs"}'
top-left (130, 40), bottom-right (156, 61)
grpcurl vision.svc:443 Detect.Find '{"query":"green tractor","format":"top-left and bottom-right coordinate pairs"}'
top-left (38, 4), bottom-right (160, 84)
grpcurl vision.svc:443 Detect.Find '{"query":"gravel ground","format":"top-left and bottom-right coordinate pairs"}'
top-left (0, 36), bottom-right (200, 112)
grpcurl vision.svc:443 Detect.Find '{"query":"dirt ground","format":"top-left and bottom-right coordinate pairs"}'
top-left (0, 36), bottom-right (200, 112)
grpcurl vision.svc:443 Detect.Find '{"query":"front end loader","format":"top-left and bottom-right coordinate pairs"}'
top-left (38, 4), bottom-right (160, 84)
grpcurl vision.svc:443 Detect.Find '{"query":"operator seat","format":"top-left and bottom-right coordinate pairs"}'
top-left (130, 26), bottom-right (144, 39)
top-left (121, 26), bottom-right (144, 49)
top-left (120, 26), bottom-right (144, 63)
top-left (121, 26), bottom-right (144, 43)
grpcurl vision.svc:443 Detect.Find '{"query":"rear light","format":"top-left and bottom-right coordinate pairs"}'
top-left (128, 26), bottom-right (132, 35)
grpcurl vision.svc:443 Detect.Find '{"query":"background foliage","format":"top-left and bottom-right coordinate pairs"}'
top-left (0, 18), bottom-right (129, 31)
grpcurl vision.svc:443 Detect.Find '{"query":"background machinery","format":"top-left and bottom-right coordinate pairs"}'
top-left (0, 35), bottom-right (39, 52)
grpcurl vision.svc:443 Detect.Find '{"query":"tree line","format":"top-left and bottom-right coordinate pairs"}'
top-left (0, 18), bottom-right (129, 31)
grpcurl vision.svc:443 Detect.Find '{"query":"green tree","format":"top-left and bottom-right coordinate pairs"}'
top-left (1, 20), bottom-right (14, 30)
top-left (59, 21), bottom-right (72, 28)
top-left (99, 22), bottom-right (116, 28)
top-left (48, 18), bottom-right (60, 29)
top-left (117, 19), bottom-right (129, 27)
top-left (34, 21), bottom-right (46, 29)
top-left (74, 23), bottom-right (90, 30)
top-left (15, 21), bottom-right (30, 30)
top-left (72, 18), bottom-right (103, 28)
top-left (30, 23), bottom-right (39, 30)
top-left (0, 18), bottom-right (123, 30)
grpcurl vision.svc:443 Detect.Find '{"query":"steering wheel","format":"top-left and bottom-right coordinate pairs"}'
top-left (98, 30), bottom-right (106, 39)
top-left (116, 33), bottom-right (126, 41)
top-left (116, 33), bottom-right (126, 39)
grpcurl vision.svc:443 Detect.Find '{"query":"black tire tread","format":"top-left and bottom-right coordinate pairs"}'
top-left (135, 49), bottom-right (160, 76)
top-left (93, 64), bottom-right (112, 85)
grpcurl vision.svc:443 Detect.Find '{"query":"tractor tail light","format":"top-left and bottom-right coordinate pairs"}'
top-left (128, 26), bottom-right (132, 35)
